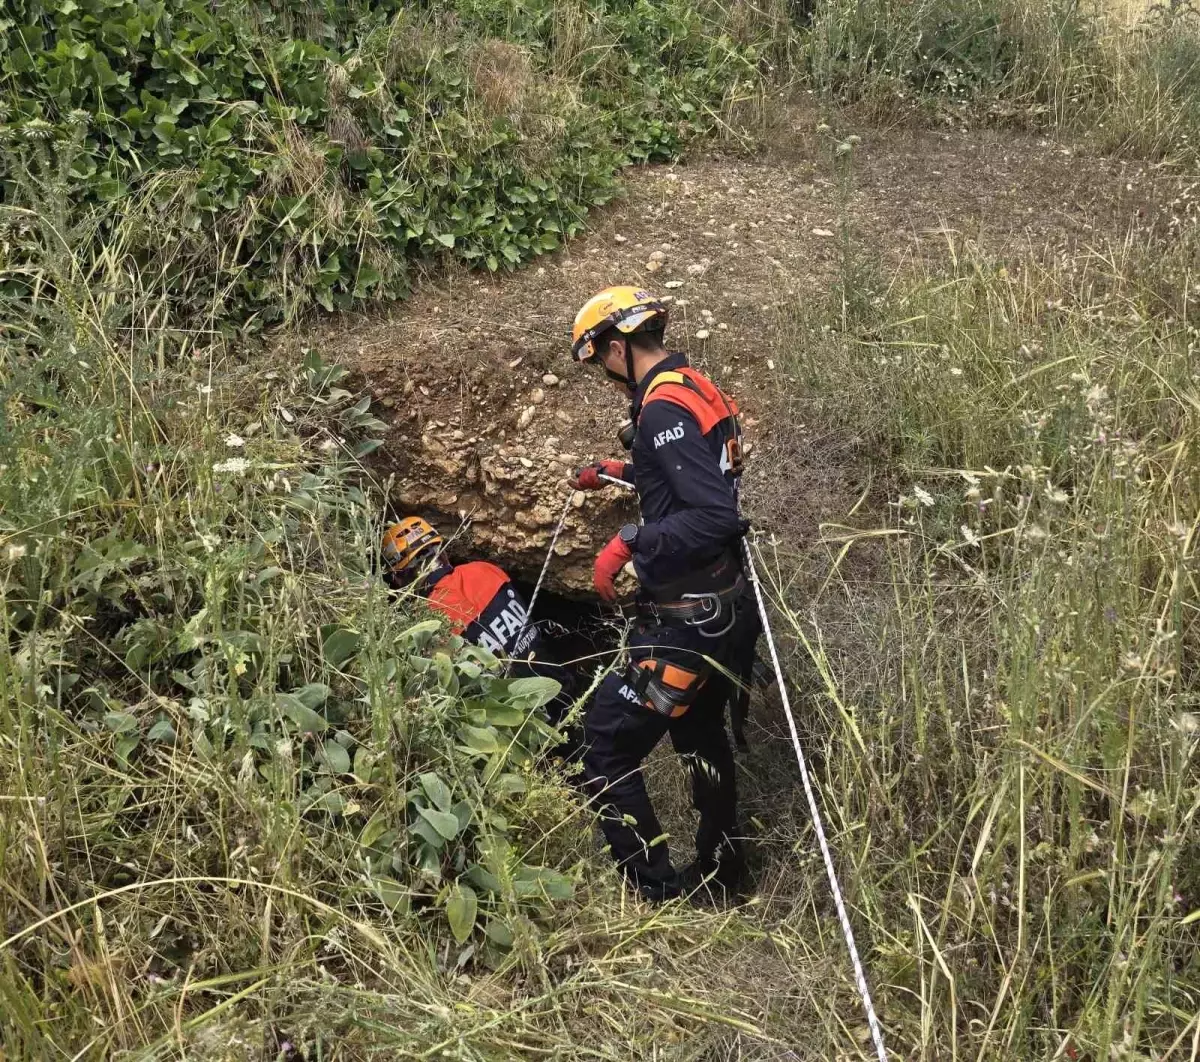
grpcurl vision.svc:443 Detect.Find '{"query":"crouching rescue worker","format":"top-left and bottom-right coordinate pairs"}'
top-left (569, 285), bottom-right (759, 902)
top-left (380, 517), bottom-right (578, 736)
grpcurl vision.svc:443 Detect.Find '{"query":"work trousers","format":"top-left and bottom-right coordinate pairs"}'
top-left (582, 602), bottom-right (754, 899)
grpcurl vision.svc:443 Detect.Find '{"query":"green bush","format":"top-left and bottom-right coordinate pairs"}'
top-left (0, 0), bottom-right (761, 324)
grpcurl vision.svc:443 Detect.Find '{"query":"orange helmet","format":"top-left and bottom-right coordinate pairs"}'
top-left (381, 517), bottom-right (443, 575)
top-left (571, 286), bottom-right (668, 367)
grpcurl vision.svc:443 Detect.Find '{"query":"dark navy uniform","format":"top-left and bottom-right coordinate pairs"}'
top-left (583, 353), bottom-right (758, 900)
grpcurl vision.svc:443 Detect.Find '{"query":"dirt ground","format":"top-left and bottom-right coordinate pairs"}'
top-left (303, 113), bottom-right (1183, 591)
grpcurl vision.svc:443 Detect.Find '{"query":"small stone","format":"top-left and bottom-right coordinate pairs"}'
top-left (767, 358), bottom-right (776, 370)
top-left (696, 329), bottom-right (711, 340)
top-left (542, 373), bottom-right (559, 386)
top-left (649, 250), bottom-right (667, 263)
top-left (555, 410), bottom-right (571, 424)
top-left (664, 280), bottom-right (684, 289)
top-left (519, 457), bottom-right (533, 469)
top-left (702, 231), bottom-right (717, 238)
top-left (418, 384), bottom-right (430, 397)
top-left (812, 228), bottom-right (835, 237)
top-left (645, 260), bottom-right (662, 273)
top-left (452, 429), bottom-right (464, 440)
top-left (530, 388), bottom-right (545, 405)
top-left (687, 263), bottom-right (705, 275)
top-left (614, 234), bottom-right (627, 243)
top-left (572, 491), bottom-right (586, 509)
top-left (516, 406), bottom-right (536, 430)
top-left (382, 396), bottom-right (396, 408)
top-left (718, 322), bottom-right (728, 330)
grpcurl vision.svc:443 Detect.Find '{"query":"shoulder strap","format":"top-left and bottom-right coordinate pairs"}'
top-left (643, 367), bottom-right (738, 436)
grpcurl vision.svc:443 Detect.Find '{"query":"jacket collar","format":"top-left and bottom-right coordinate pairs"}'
top-left (630, 351), bottom-right (688, 420)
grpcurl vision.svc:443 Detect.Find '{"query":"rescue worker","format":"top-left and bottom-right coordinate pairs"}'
top-left (569, 285), bottom-right (759, 902)
top-left (380, 517), bottom-right (578, 734)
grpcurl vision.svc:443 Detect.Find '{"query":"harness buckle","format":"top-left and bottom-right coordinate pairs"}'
top-left (679, 592), bottom-right (737, 637)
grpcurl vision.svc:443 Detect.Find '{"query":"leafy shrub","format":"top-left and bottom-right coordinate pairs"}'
top-left (0, 193), bottom-right (585, 999)
top-left (0, 0), bottom-right (761, 324)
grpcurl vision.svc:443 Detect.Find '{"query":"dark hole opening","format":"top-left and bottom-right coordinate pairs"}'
top-left (510, 578), bottom-right (621, 670)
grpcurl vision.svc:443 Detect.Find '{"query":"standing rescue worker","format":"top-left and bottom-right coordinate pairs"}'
top-left (380, 517), bottom-right (577, 732)
top-left (569, 285), bottom-right (758, 902)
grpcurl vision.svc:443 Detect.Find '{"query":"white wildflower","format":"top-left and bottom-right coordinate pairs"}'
top-left (225, 434), bottom-right (245, 448)
top-left (950, 366), bottom-right (963, 376)
top-left (198, 384), bottom-right (213, 395)
top-left (913, 485), bottom-right (935, 507)
top-left (1045, 484), bottom-right (1069, 504)
top-left (212, 457), bottom-right (251, 475)
top-left (961, 524), bottom-right (980, 547)
top-left (5, 543), bottom-right (27, 562)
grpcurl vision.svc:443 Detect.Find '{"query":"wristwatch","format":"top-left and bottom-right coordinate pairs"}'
top-left (618, 523), bottom-right (639, 550)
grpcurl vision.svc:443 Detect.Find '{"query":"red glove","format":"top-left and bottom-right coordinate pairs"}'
top-left (572, 459), bottom-right (627, 491)
top-left (593, 533), bottom-right (633, 602)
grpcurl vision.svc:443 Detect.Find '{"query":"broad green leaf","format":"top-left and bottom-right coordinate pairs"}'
top-left (353, 745), bottom-right (377, 781)
top-left (418, 805), bottom-right (461, 840)
top-left (294, 682), bottom-right (330, 708)
top-left (514, 866), bottom-right (574, 901)
top-left (434, 232), bottom-right (455, 248)
top-left (507, 676), bottom-right (561, 708)
top-left (459, 725), bottom-right (498, 754)
top-left (483, 703), bottom-right (525, 727)
top-left (445, 883), bottom-right (477, 943)
top-left (115, 734), bottom-right (139, 764)
top-left (147, 719), bottom-right (177, 744)
top-left (359, 811), bottom-right (391, 849)
top-left (411, 815), bottom-right (446, 849)
top-left (319, 739), bottom-right (351, 775)
top-left (484, 919), bottom-right (513, 947)
top-left (322, 627), bottom-right (361, 667)
top-left (104, 711), bottom-right (138, 733)
top-left (464, 863), bottom-right (502, 894)
top-left (371, 876), bottom-right (409, 912)
top-left (276, 693), bottom-right (327, 734)
top-left (494, 773), bottom-right (526, 796)
top-left (420, 772), bottom-right (453, 811)
top-left (451, 799), bottom-right (473, 833)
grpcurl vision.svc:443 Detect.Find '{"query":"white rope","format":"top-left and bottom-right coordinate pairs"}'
top-left (741, 536), bottom-right (889, 1062)
top-left (507, 487), bottom-right (576, 673)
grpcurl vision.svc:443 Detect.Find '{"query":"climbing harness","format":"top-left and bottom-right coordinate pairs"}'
top-left (624, 656), bottom-right (710, 718)
top-left (594, 471), bottom-right (890, 1062)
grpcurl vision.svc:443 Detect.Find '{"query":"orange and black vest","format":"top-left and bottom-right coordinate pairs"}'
top-left (638, 365), bottom-right (743, 485)
top-left (424, 561), bottom-right (539, 658)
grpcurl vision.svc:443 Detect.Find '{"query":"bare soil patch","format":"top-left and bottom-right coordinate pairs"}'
top-left (302, 113), bottom-right (1183, 590)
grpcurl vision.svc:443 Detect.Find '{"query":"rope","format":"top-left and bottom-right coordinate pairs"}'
top-left (507, 486), bottom-right (577, 674)
top-left (596, 471), bottom-right (888, 1060)
top-left (741, 536), bottom-right (889, 1062)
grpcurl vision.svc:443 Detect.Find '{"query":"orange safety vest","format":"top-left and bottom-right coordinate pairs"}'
top-left (640, 366), bottom-right (743, 478)
top-left (426, 561), bottom-right (537, 658)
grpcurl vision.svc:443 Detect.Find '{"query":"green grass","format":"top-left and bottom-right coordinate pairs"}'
top-left (755, 193), bottom-right (1200, 1057)
top-left (5, 0), bottom-right (1200, 1058)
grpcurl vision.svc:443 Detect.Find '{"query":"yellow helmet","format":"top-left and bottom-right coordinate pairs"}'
top-left (571, 285), bottom-right (668, 365)
top-left (381, 517), bottom-right (443, 575)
